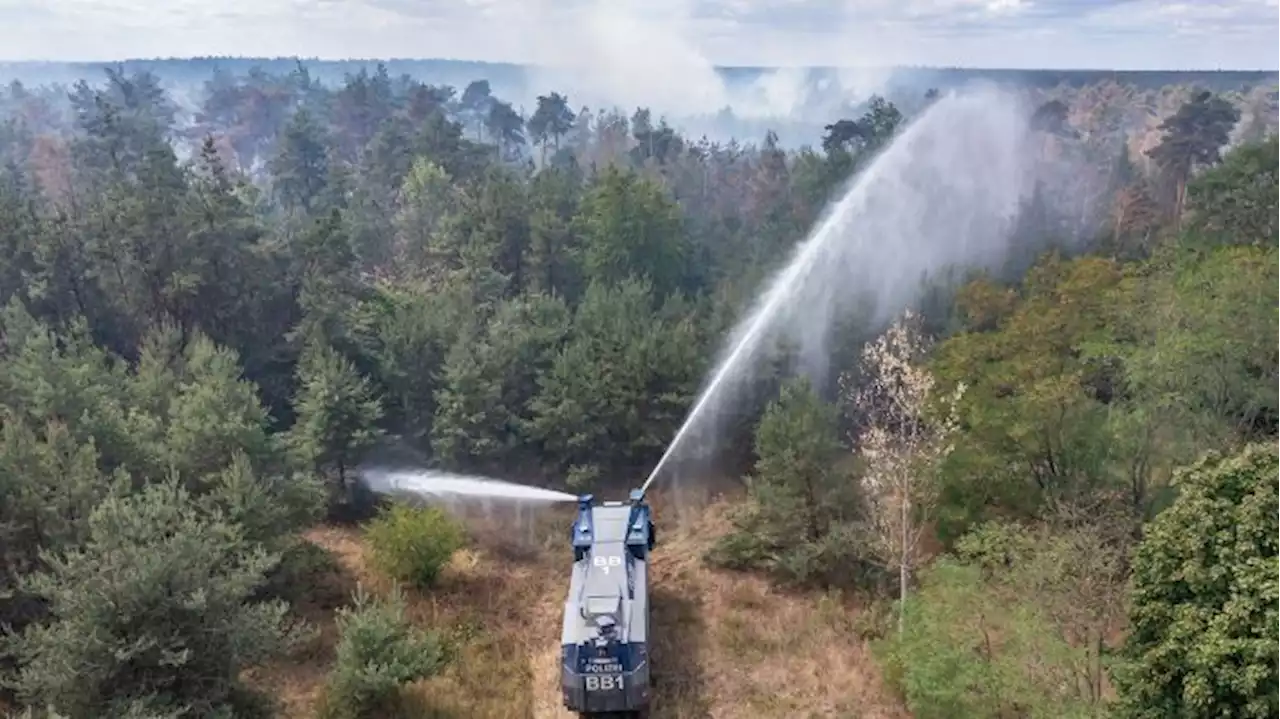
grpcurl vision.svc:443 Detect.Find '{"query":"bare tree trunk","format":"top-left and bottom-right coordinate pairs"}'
top-left (1092, 633), bottom-right (1105, 703)
top-left (1174, 176), bottom-right (1187, 230)
top-left (1113, 197), bottom-right (1126, 246)
top-left (898, 486), bottom-right (909, 636)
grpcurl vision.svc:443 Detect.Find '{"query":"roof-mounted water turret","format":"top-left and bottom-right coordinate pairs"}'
top-left (572, 494), bottom-right (595, 560)
top-left (625, 488), bottom-right (654, 556)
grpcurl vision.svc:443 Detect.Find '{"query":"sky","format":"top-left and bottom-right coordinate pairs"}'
top-left (0, 0), bottom-right (1276, 70)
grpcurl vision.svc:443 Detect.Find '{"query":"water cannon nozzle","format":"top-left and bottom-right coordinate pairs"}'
top-left (577, 494), bottom-right (595, 511)
top-left (628, 488), bottom-right (644, 506)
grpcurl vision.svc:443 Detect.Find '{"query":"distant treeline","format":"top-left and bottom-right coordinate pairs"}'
top-left (2, 57), bottom-right (1276, 95)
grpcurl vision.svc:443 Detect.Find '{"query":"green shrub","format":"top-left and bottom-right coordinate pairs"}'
top-left (260, 538), bottom-right (345, 608)
top-left (365, 503), bottom-right (464, 589)
top-left (878, 559), bottom-right (1095, 719)
top-left (706, 502), bottom-right (881, 590)
top-left (321, 585), bottom-right (445, 719)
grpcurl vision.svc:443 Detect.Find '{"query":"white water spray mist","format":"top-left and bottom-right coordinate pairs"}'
top-left (362, 468), bottom-right (580, 504)
top-left (643, 85), bottom-right (1039, 494)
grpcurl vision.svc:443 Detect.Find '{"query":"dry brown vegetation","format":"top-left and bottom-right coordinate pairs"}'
top-left (248, 493), bottom-right (909, 719)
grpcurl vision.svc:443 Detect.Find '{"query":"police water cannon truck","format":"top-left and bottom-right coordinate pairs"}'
top-left (560, 489), bottom-right (656, 718)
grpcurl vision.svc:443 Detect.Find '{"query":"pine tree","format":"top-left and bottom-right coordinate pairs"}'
top-left (160, 333), bottom-right (274, 483)
top-left (707, 376), bottom-right (864, 586)
top-left (526, 279), bottom-right (699, 487)
top-left (7, 481), bottom-right (308, 717)
top-left (270, 108), bottom-right (329, 215)
top-left (288, 339), bottom-right (384, 507)
top-left (431, 293), bottom-right (570, 473)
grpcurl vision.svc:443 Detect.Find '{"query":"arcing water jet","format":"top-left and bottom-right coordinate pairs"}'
top-left (642, 86), bottom-right (1036, 494)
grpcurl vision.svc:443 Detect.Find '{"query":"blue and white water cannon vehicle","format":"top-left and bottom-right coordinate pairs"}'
top-left (560, 489), bottom-right (656, 718)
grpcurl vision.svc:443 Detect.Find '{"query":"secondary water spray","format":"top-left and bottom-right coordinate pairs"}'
top-left (362, 468), bottom-right (579, 503)
top-left (641, 86), bottom-right (1038, 495)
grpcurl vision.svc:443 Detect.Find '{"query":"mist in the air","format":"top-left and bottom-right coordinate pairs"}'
top-left (646, 83), bottom-right (1080, 482)
top-left (63, 0), bottom-right (894, 146)
top-left (510, 0), bottom-right (910, 143)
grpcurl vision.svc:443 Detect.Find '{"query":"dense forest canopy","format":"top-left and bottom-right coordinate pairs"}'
top-left (0, 57), bottom-right (1275, 718)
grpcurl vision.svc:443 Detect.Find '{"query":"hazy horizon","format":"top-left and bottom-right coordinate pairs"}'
top-left (3, 53), bottom-right (1273, 149)
top-left (3, 56), bottom-right (1277, 73)
top-left (2, 1), bottom-right (1277, 72)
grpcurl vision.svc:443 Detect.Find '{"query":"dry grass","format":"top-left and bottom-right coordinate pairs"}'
top-left (248, 492), bottom-right (910, 719)
top-left (643, 496), bottom-right (909, 719)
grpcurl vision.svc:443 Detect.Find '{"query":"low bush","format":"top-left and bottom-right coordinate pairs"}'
top-left (321, 585), bottom-right (446, 719)
top-left (877, 558), bottom-right (1096, 719)
top-left (365, 503), bottom-right (465, 589)
top-left (259, 538), bottom-right (346, 609)
top-left (706, 503), bottom-right (882, 589)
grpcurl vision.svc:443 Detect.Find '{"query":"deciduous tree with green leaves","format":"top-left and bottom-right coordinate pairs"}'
top-left (930, 255), bottom-right (1132, 534)
top-left (1112, 442), bottom-right (1279, 719)
top-left (1185, 135), bottom-right (1278, 246)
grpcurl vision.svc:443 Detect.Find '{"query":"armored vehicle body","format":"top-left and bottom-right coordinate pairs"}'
top-left (560, 489), bottom-right (656, 718)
